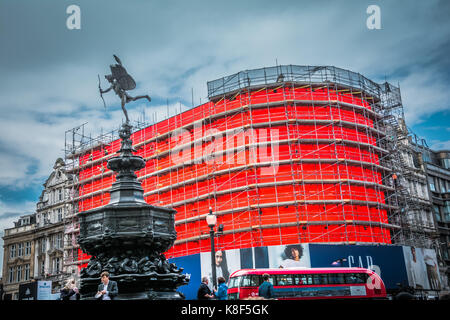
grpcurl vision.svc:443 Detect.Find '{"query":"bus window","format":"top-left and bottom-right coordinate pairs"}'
top-left (251, 275), bottom-right (262, 287)
top-left (276, 275), bottom-right (293, 286)
top-left (241, 275), bottom-right (253, 287)
top-left (329, 273), bottom-right (345, 284)
top-left (345, 273), bottom-right (366, 284)
top-left (293, 274), bottom-right (305, 285)
top-left (319, 274), bottom-right (328, 285)
top-left (304, 274), bottom-right (313, 285)
top-left (229, 276), bottom-right (241, 288)
top-left (312, 274), bottom-right (320, 285)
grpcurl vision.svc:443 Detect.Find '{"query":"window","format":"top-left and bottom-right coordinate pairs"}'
top-left (276, 275), bottom-right (294, 286)
top-left (40, 260), bottom-right (45, 275)
top-left (429, 176), bottom-right (436, 192)
top-left (443, 158), bottom-right (450, 170)
top-left (265, 275), bottom-right (276, 286)
top-left (52, 233), bottom-right (63, 249)
top-left (444, 202), bottom-right (450, 223)
top-left (58, 188), bottom-right (63, 201)
top-left (25, 241), bottom-right (31, 256)
top-left (40, 238), bottom-right (46, 253)
top-left (440, 179), bottom-right (446, 193)
top-left (319, 274), bottom-right (329, 285)
top-left (241, 275), bottom-right (263, 287)
top-left (18, 243), bottom-right (24, 256)
top-left (329, 273), bottom-right (346, 284)
top-left (10, 244), bottom-right (16, 258)
top-left (294, 274), bottom-right (312, 285)
top-left (43, 213), bottom-right (49, 225)
top-left (57, 208), bottom-right (63, 222)
top-left (345, 273), bottom-right (367, 284)
top-left (251, 275), bottom-right (262, 287)
top-left (57, 233), bottom-right (63, 249)
top-left (24, 264), bottom-right (30, 281)
top-left (434, 206), bottom-right (442, 222)
top-left (53, 257), bottom-right (61, 274)
top-left (17, 265), bottom-right (23, 282)
top-left (241, 276), bottom-right (251, 287)
top-left (229, 276), bottom-right (241, 288)
top-left (9, 267), bottom-right (14, 283)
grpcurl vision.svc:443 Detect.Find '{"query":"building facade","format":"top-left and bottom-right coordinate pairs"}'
top-left (421, 148), bottom-right (450, 289)
top-left (34, 158), bottom-right (73, 291)
top-left (1, 214), bottom-right (36, 300)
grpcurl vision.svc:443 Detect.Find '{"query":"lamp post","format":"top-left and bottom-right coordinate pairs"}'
top-left (206, 207), bottom-right (217, 290)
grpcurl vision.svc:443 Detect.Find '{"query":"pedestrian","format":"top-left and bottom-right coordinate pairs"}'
top-left (258, 273), bottom-right (274, 299)
top-left (215, 277), bottom-right (228, 300)
top-left (60, 278), bottom-right (80, 301)
top-left (197, 276), bottom-right (215, 300)
top-left (96, 271), bottom-right (118, 300)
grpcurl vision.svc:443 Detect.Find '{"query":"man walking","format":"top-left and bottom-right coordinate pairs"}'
top-left (258, 273), bottom-right (274, 299)
top-left (96, 271), bottom-right (118, 300)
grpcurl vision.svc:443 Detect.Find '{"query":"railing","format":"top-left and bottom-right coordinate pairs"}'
top-left (207, 65), bottom-right (382, 98)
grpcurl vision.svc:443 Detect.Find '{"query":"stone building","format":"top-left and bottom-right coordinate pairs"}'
top-left (421, 148), bottom-right (450, 290)
top-left (1, 214), bottom-right (36, 300)
top-left (34, 158), bottom-right (73, 291)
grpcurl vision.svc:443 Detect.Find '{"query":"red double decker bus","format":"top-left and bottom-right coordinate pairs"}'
top-left (227, 267), bottom-right (386, 300)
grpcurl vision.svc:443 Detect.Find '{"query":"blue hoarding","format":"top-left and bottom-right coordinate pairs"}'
top-left (169, 254), bottom-right (201, 300)
top-left (309, 244), bottom-right (409, 289)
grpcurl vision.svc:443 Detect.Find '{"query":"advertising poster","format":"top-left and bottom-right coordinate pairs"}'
top-left (169, 254), bottom-right (201, 300)
top-left (402, 246), bottom-right (441, 290)
top-left (268, 243), bottom-right (311, 268)
top-left (309, 244), bottom-right (409, 289)
top-left (200, 248), bottom-right (241, 291)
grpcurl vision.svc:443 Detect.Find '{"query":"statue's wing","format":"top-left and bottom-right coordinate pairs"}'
top-left (110, 64), bottom-right (136, 91)
top-left (113, 54), bottom-right (123, 66)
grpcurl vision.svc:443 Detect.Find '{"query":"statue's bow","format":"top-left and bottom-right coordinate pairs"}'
top-left (98, 74), bottom-right (106, 109)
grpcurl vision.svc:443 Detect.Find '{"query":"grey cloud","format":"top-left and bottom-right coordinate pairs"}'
top-left (0, 0), bottom-right (449, 190)
top-left (0, 211), bottom-right (24, 220)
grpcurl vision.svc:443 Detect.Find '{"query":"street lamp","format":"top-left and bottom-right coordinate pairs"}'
top-left (206, 207), bottom-right (217, 289)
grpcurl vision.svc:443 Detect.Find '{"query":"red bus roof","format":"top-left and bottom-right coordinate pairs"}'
top-left (230, 267), bottom-right (373, 278)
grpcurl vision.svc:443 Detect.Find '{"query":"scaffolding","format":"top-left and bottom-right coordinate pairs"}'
top-left (64, 65), bottom-right (437, 264)
top-left (377, 85), bottom-right (439, 248)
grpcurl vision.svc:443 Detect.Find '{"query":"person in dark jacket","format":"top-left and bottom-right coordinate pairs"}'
top-left (258, 273), bottom-right (274, 299)
top-left (96, 271), bottom-right (118, 300)
top-left (197, 277), bottom-right (215, 300)
top-left (60, 279), bottom-right (80, 301)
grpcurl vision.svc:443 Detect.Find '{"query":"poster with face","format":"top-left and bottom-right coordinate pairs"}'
top-left (402, 246), bottom-right (441, 290)
top-left (200, 248), bottom-right (241, 289)
top-left (268, 243), bottom-right (311, 268)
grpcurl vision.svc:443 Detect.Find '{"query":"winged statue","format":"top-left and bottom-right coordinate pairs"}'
top-left (99, 55), bottom-right (151, 123)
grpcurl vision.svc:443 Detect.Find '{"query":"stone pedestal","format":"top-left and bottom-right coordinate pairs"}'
top-left (78, 123), bottom-right (188, 300)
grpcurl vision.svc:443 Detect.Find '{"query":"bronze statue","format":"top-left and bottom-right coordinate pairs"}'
top-left (99, 55), bottom-right (151, 123)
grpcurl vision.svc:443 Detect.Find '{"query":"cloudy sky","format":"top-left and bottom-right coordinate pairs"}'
top-left (0, 0), bottom-right (449, 272)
